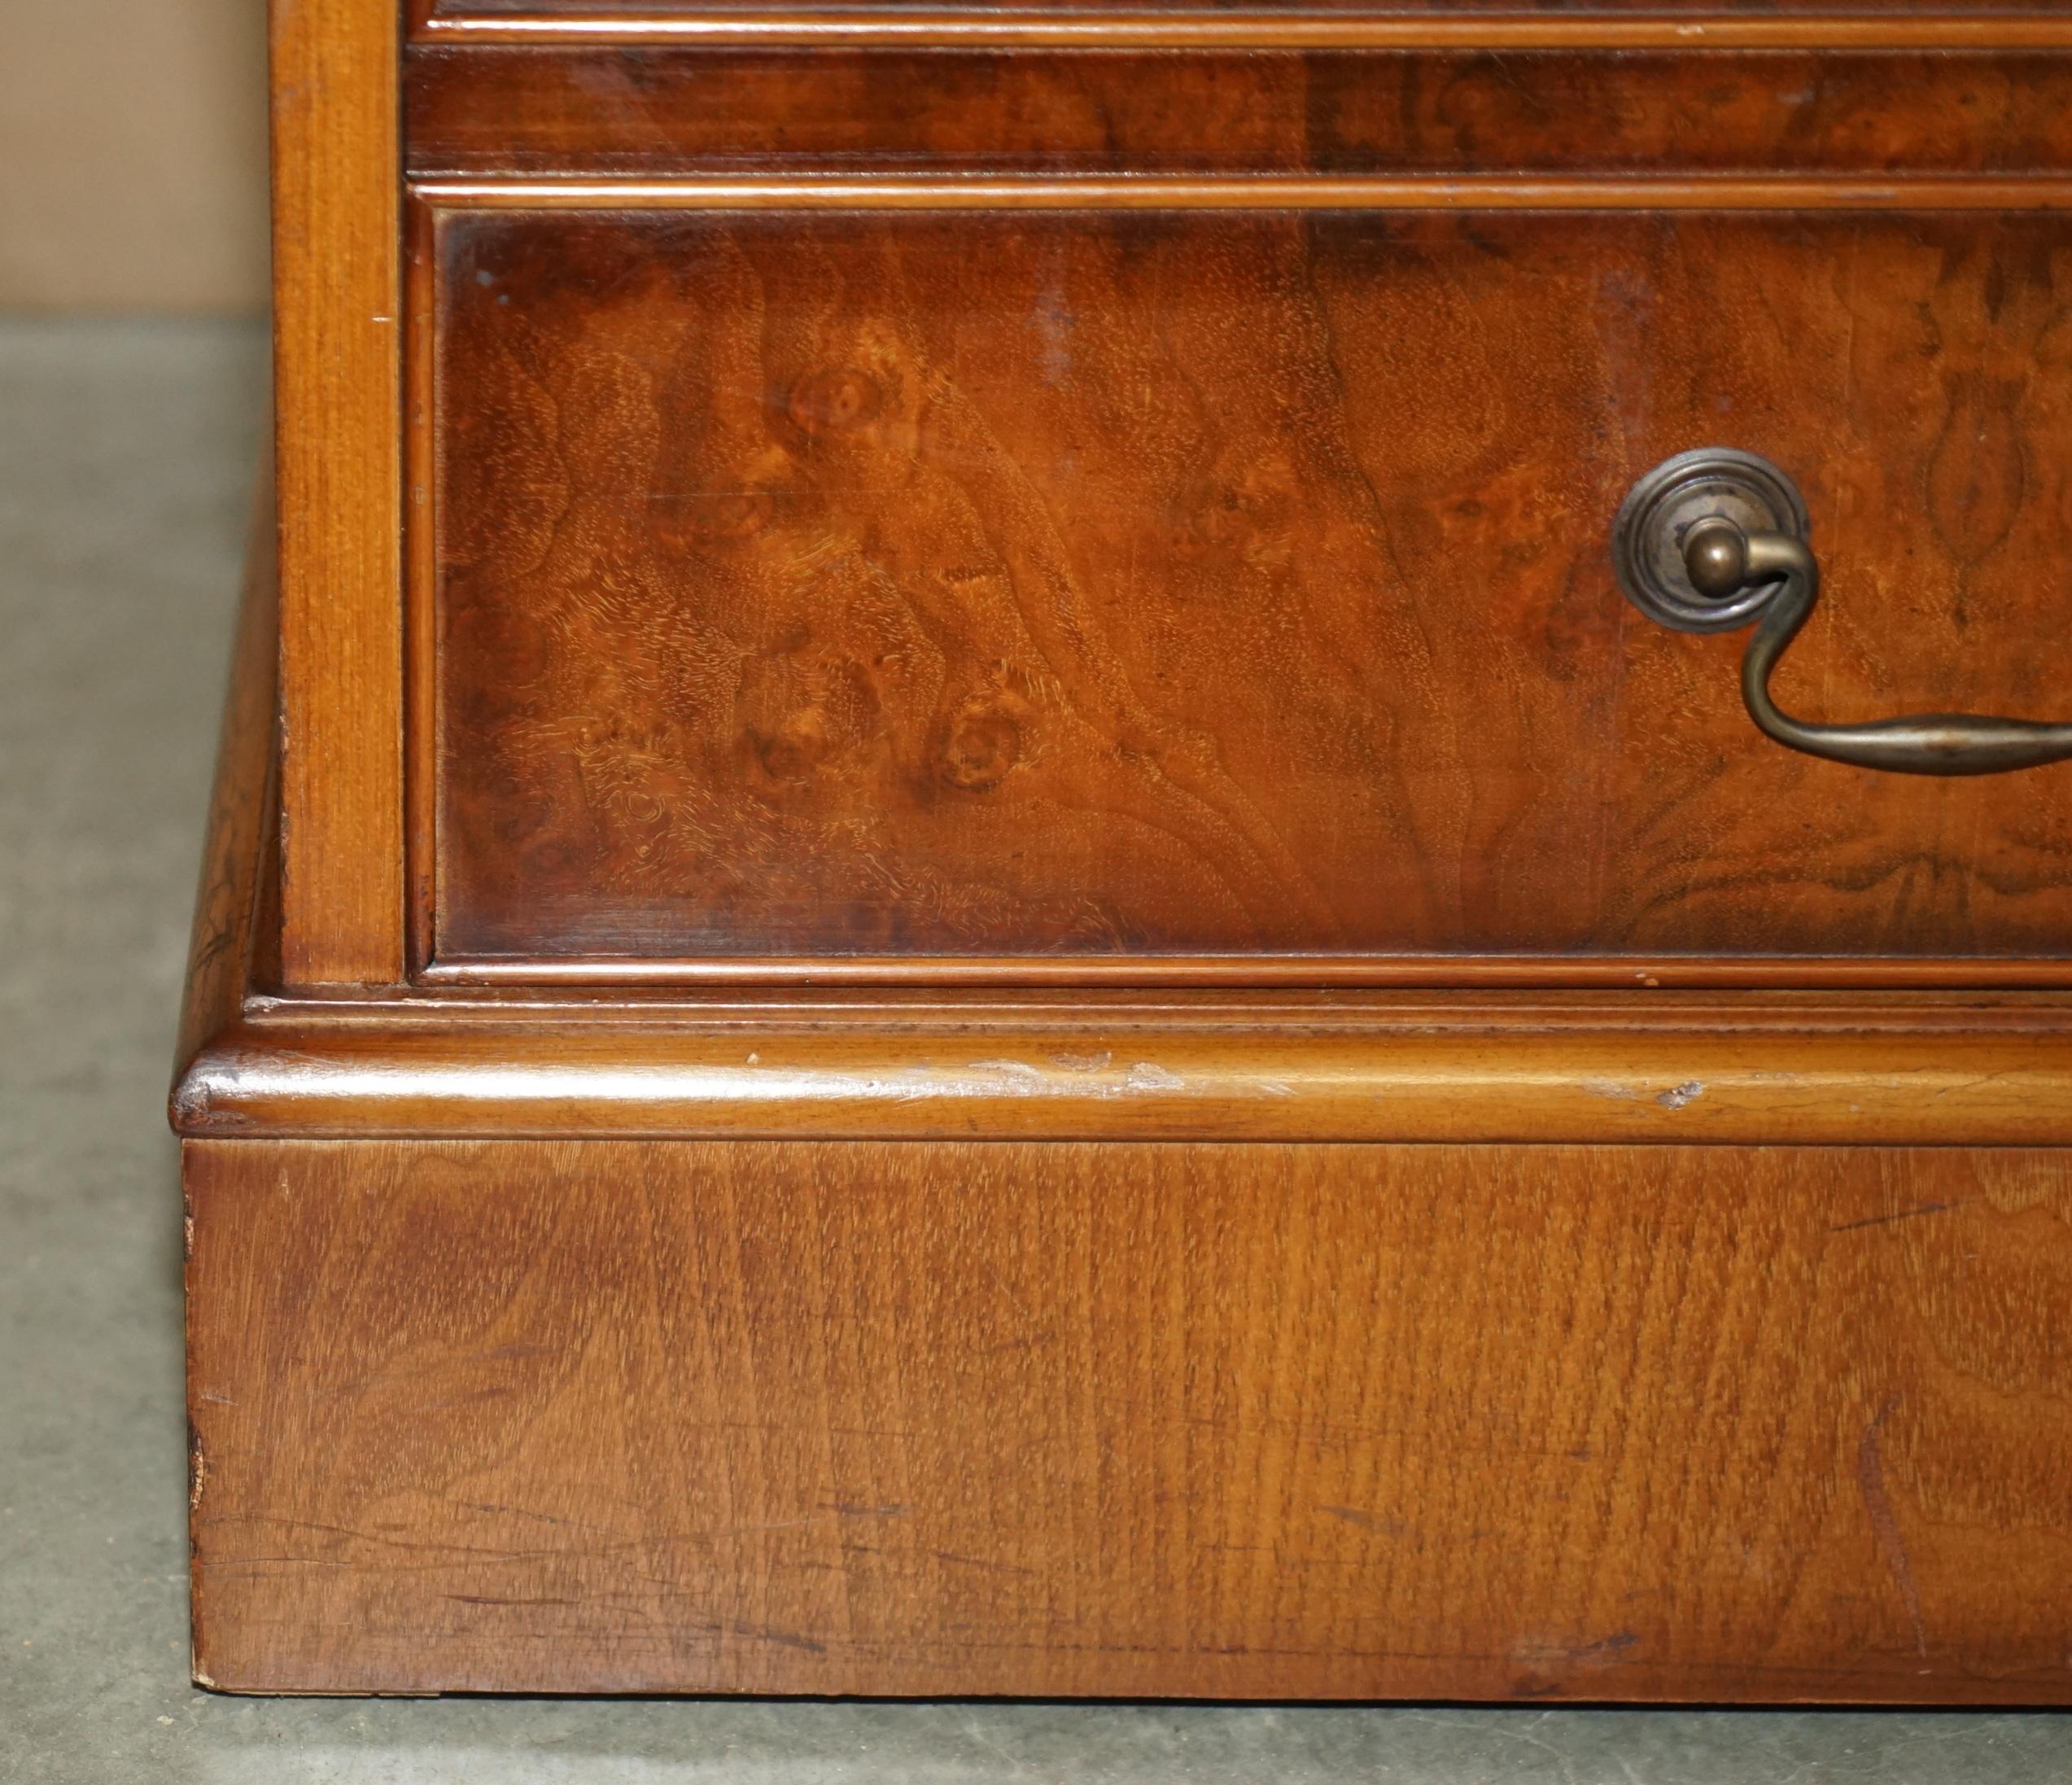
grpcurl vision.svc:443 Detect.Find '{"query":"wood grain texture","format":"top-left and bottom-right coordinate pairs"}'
top-left (175, 464), bottom-right (277, 1079)
top-left (273, 0), bottom-right (404, 987)
top-left (186, 1136), bottom-right (2072, 1700)
top-left (407, 47), bottom-right (2072, 181)
top-left (422, 204), bottom-right (2072, 971)
top-left (207, 0), bottom-right (2072, 1714)
top-left (414, 175), bottom-right (2072, 209)
top-left (409, 5), bottom-right (2072, 53)
top-left (172, 998), bottom-right (2072, 1144)
top-left (422, 0), bottom-right (2069, 11)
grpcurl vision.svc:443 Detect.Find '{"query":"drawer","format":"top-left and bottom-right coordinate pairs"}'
top-left (413, 195), bottom-right (2072, 978)
top-left (405, 46), bottom-right (2072, 182)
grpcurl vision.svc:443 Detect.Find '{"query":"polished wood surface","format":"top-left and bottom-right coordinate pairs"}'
top-left (414, 175), bottom-right (2072, 208)
top-left (272, 0), bottom-right (404, 987)
top-left (409, 5), bottom-right (2072, 53)
top-left (188, 1137), bottom-right (2072, 1700)
top-left (422, 1), bottom-right (2067, 12)
top-left (172, 995), bottom-right (2072, 1145)
top-left (175, 467), bottom-right (276, 1078)
top-left (409, 47), bottom-right (2072, 180)
top-left (422, 204), bottom-right (2072, 970)
top-left (194, 1), bottom-right (2072, 1706)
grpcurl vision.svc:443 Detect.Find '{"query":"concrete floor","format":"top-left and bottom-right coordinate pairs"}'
top-left (2, 317), bottom-right (2066, 1783)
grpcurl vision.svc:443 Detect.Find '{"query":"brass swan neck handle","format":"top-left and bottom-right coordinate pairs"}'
top-left (1614, 449), bottom-right (2072, 777)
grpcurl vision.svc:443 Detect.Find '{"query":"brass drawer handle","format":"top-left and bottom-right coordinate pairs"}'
top-left (1613, 448), bottom-right (2072, 777)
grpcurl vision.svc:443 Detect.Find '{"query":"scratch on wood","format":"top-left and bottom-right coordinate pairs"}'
top-left (1510, 1630), bottom-right (1640, 1667)
top-left (1856, 1394), bottom-right (1929, 1659)
top-left (1829, 1201), bottom-right (1959, 1235)
top-left (735, 1623), bottom-right (827, 1654)
top-left (931, 1549), bottom-right (1039, 1577)
top-left (1318, 1504), bottom-right (1408, 1536)
top-left (1657, 1080), bottom-right (1705, 1110)
top-left (445, 1594), bottom-right (576, 1607)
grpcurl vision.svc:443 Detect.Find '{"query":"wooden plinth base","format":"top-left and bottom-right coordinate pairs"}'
top-left (185, 1136), bottom-right (2072, 1702)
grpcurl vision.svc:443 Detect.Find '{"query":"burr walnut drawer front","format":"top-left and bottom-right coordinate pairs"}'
top-left (413, 199), bottom-right (2072, 980)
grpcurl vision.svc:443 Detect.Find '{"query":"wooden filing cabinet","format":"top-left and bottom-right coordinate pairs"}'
top-left (174, 0), bottom-right (2072, 1700)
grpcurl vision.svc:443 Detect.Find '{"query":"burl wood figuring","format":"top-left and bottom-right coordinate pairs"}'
top-left (176, 0), bottom-right (2072, 1700)
top-left (426, 206), bottom-right (2072, 965)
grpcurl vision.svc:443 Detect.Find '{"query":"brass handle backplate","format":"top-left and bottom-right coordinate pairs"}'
top-left (1612, 448), bottom-right (2072, 777)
